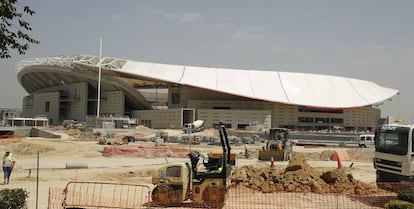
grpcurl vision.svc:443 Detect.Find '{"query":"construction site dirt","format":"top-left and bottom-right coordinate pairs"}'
top-left (0, 127), bottom-right (398, 208)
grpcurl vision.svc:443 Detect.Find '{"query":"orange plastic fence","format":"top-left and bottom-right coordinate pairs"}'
top-left (102, 145), bottom-right (190, 158)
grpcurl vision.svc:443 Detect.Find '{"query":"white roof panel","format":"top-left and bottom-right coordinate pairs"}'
top-left (216, 68), bottom-right (253, 98)
top-left (349, 79), bottom-right (396, 104)
top-left (121, 61), bottom-right (184, 82)
top-left (180, 66), bottom-right (217, 90)
top-left (248, 70), bottom-right (288, 103)
top-left (279, 72), bottom-right (319, 106)
top-left (325, 76), bottom-right (367, 108)
top-left (120, 60), bottom-right (398, 108)
top-left (121, 61), bottom-right (155, 77)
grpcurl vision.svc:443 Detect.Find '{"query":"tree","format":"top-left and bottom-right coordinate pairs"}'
top-left (0, 0), bottom-right (39, 59)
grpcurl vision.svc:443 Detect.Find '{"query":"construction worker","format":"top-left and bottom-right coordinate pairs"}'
top-left (2, 149), bottom-right (16, 184)
top-left (244, 143), bottom-right (248, 158)
top-left (283, 139), bottom-right (291, 161)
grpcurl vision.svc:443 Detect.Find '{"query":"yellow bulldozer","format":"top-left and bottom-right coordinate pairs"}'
top-left (151, 122), bottom-right (232, 208)
top-left (258, 128), bottom-right (292, 161)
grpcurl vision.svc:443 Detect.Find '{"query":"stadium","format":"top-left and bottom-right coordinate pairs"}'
top-left (16, 55), bottom-right (398, 131)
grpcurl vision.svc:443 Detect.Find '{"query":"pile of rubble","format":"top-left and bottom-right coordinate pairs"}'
top-left (64, 129), bottom-right (82, 139)
top-left (230, 154), bottom-right (377, 195)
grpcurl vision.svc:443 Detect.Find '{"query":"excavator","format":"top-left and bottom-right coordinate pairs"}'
top-left (151, 122), bottom-right (232, 208)
top-left (258, 128), bottom-right (292, 161)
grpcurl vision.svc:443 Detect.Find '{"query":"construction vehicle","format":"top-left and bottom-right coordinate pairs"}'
top-left (151, 122), bottom-right (232, 208)
top-left (374, 124), bottom-right (414, 183)
top-left (183, 120), bottom-right (205, 133)
top-left (258, 128), bottom-right (291, 161)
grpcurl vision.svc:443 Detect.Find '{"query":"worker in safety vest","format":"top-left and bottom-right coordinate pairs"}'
top-left (283, 139), bottom-right (292, 161)
top-left (2, 149), bottom-right (16, 184)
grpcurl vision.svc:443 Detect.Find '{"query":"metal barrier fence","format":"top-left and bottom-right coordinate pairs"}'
top-left (49, 181), bottom-right (151, 209)
top-left (46, 182), bottom-right (414, 209)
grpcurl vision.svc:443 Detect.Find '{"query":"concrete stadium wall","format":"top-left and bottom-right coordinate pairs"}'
top-left (23, 92), bottom-right (60, 125)
top-left (100, 91), bottom-right (125, 117)
top-left (197, 109), bottom-right (271, 130)
top-left (177, 86), bottom-right (249, 108)
top-left (187, 99), bottom-right (380, 131)
top-left (133, 108), bottom-right (184, 129)
top-left (22, 82), bottom-right (89, 125)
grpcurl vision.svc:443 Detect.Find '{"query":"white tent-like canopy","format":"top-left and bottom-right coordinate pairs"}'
top-left (118, 60), bottom-right (398, 109)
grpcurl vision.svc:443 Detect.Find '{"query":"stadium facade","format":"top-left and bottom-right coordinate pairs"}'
top-left (16, 55), bottom-right (398, 131)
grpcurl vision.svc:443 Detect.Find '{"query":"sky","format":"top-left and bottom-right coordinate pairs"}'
top-left (1, 0), bottom-right (413, 121)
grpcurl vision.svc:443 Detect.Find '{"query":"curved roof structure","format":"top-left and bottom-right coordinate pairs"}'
top-left (16, 55), bottom-right (398, 109)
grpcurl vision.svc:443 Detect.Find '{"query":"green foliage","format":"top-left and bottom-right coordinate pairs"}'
top-left (398, 190), bottom-right (414, 203)
top-left (385, 200), bottom-right (414, 209)
top-left (0, 188), bottom-right (29, 209)
top-left (0, 0), bottom-right (39, 59)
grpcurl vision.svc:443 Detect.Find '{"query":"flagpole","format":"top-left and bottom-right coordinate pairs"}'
top-left (97, 38), bottom-right (102, 119)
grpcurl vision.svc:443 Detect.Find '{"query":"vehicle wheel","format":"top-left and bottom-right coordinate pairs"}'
top-left (203, 186), bottom-right (226, 209)
top-left (362, 144), bottom-right (367, 148)
top-left (376, 170), bottom-right (402, 192)
top-left (151, 184), bottom-right (181, 206)
top-left (376, 170), bottom-right (400, 182)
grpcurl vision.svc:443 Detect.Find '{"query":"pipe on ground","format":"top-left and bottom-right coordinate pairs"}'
top-left (66, 162), bottom-right (88, 169)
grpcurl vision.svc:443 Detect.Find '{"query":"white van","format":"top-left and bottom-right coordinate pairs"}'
top-left (358, 134), bottom-right (375, 148)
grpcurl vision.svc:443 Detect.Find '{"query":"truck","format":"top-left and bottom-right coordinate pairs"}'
top-left (258, 128), bottom-right (292, 161)
top-left (151, 122), bottom-right (231, 208)
top-left (374, 123), bottom-right (414, 183)
top-left (183, 120), bottom-right (205, 133)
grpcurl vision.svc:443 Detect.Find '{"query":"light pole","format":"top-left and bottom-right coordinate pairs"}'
top-left (97, 38), bottom-right (103, 119)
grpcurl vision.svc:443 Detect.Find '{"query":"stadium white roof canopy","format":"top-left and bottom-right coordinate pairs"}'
top-left (17, 55), bottom-right (399, 109)
top-left (118, 60), bottom-right (398, 109)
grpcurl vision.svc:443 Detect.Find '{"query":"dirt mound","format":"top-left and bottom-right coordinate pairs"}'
top-left (65, 129), bottom-right (82, 139)
top-left (134, 125), bottom-right (157, 133)
top-left (231, 154), bottom-right (377, 194)
top-left (6, 141), bottom-right (56, 155)
top-left (296, 149), bottom-right (373, 162)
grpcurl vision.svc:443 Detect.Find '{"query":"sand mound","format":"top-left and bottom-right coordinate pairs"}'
top-left (65, 129), bottom-right (82, 139)
top-left (295, 149), bottom-right (373, 162)
top-left (230, 154), bottom-right (377, 194)
top-left (135, 125), bottom-right (157, 133)
top-left (7, 141), bottom-right (56, 155)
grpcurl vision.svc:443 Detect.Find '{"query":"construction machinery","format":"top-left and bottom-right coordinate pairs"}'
top-left (374, 124), bottom-right (414, 183)
top-left (183, 120), bottom-right (205, 133)
top-left (258, 128), bottom-right (292, 161)
top-left (151, 122), bottom-right (232, 208)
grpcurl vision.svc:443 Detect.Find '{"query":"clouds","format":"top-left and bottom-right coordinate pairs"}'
top-left (233, 26), bottom-right (265, 45)
top-left (152, 8), bottom-right (204, 24)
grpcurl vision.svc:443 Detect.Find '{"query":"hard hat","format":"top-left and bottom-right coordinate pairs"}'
top-left (5, 149), bottom-right (10, 153)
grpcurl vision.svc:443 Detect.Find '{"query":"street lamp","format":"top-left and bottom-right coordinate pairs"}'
top-left (97, 38), bottom-right (103, 118)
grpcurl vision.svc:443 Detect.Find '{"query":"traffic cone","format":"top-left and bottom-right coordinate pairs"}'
top-left (330, 151), bottom-right (343, 169)
top-left (335, 151), bottom-right (343, 169)
top-left (270, 157), bottom-right (274, 168)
